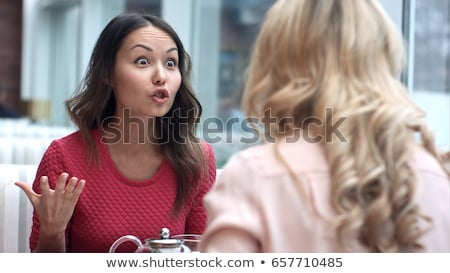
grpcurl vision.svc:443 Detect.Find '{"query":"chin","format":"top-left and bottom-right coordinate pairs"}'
top-left (149, 110), bottom-right (171, 118)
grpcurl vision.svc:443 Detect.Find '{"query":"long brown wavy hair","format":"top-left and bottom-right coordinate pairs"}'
top-left (242, 0), bottom-right (449, 252)
top-left (65, 13), bottom-right (207, 214)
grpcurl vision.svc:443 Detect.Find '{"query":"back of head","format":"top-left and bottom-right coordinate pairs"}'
top-left (243, 0), bottom-right (445, 252)
top-left (243, 0), bottom-right (407, 126)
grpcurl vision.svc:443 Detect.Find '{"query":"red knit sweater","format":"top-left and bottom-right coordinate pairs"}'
top-left (29, 129), bottom-right (216, 252)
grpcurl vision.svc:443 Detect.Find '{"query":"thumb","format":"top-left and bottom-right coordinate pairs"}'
top-left (15, 181), bottom-right (38, 204)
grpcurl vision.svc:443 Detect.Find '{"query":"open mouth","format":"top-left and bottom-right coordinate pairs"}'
top-left (155, 91), bottom-right (168, 98)
top-left (151, 89), bottom-right (169, 103)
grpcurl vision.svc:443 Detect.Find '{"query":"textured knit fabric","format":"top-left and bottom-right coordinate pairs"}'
top-left (29, 129), bottom-right (216, 252)
top-left (200, 140), bottom-right (450, 253)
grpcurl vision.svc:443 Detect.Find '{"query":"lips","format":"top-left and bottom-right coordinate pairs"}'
top-left (151, 89), bottom-right (169, 104)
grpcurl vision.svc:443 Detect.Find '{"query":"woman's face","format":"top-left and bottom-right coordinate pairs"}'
top-left (111, 24), bottom-right (181, 119)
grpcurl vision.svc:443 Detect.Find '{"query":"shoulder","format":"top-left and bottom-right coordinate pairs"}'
top-left (220, 143), bottom-right (276, 174)
top-left (44, 130), bottom-right (79, 152)
top-left (35, 131), bottom-right (84, 186)
top-left (412, 147), bottom-right (450, 251)
top-left (43, 129), bottom-right (97, 161)
top-left (200, 140), bottom-right (215, 158)
top-left (413, 146), bottom-right (449, 179)
top-left (55, 130), bottom-right (83, 144)
top-left (412, 146), bottom-right (449, 205)
top-left (216, 144), bottom-right (273, 188)
top-left (227, 141), bottom-right (328, 176)
top-left (46, 130), bottom-right (86, 152)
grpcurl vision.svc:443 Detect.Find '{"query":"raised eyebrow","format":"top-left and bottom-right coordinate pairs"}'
top-left (131, 44), bottom-right (152, 51)
top-left (131, 44), bottom-right (178, 54)
top-left (167, 47), bottom-right (178, 54)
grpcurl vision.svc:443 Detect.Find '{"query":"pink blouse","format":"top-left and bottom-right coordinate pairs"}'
top-left (200, 141), bottom-right (450, 252)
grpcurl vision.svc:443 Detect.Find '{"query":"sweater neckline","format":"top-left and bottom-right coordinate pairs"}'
top-left (93, 128), bottom-right (169, 187)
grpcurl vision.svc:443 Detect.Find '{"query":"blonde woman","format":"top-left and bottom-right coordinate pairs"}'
top-left (199, 0), bottom-right (450, 252)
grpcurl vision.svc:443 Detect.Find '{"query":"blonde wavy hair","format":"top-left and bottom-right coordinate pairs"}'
top-left (242, 0), bottom-right (449, 252)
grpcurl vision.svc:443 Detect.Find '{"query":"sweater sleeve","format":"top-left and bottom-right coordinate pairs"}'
top-left (199, 153), bottom-right (262, 253)
top-left (185, 142), bottom-right (217, 234)
top-left (29, 139), bottom-right (69, 252)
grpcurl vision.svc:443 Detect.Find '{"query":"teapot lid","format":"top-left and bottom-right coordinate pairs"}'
top-left (159, 227), bottom-right (170, 239)
top-left (145, 227), bottom-right (183, 249)
top-left (147, 238), bottom-right (184, 249)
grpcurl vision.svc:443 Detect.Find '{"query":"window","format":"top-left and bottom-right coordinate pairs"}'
top-left (409, 0), bottom-right (450, 151)
top-left (413, 0), bottom-right (450, 93)
top-left (192, 0), bottom-right (275, 167)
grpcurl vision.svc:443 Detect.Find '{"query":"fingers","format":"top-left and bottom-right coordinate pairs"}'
top-left (65, 178), bottom-right (86, 203)
top-left (39, 176), bottom-right (51, 195)
top-left (21, 172), bottom-right (86, 198)
top-left (55, 173), bottom-right (69, 194)
top-left (14, 181), bottom-right (39, 204)
top-left (64, 177), bottom-right (77, 193)
top-left (65, 177), bottom-right (83, 194)
top-left (72, 179), bottom-right (86, 200)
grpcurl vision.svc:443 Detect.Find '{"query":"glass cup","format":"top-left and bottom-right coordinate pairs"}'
top-left (171, 234), bottom-right (202, 253)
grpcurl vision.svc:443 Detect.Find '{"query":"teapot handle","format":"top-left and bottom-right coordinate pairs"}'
top-left (109, 235), bottom-right (145, 253)
top-left (180, 244), bottom-right (192, 253)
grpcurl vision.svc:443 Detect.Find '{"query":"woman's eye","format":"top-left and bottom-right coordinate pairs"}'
top-left (136, 58), bottom-right (149, 65)
top-left (166, 59), bottom-right (176, 68)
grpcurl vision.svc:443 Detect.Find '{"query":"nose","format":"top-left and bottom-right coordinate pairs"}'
top-left (152, 63), bottom-right (166, 86)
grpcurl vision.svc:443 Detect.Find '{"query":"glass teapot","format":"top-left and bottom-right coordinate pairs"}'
top-left (109, 228), bottom-right (192, 253)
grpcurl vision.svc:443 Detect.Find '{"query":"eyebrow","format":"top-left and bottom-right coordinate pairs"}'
top-left (131, 44), bottom-right (178, 53)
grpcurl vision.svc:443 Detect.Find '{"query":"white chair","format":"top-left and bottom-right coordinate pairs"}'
top-left (0, 164), bottom-right (36, 252)
top-left (0, 123), bottom-right (74, 165)
top-left (0, 137), bottom-right (54, 164)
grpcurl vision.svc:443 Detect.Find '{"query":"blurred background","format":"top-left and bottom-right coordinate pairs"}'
top-left (0, 0), bottom-right (449, 168)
